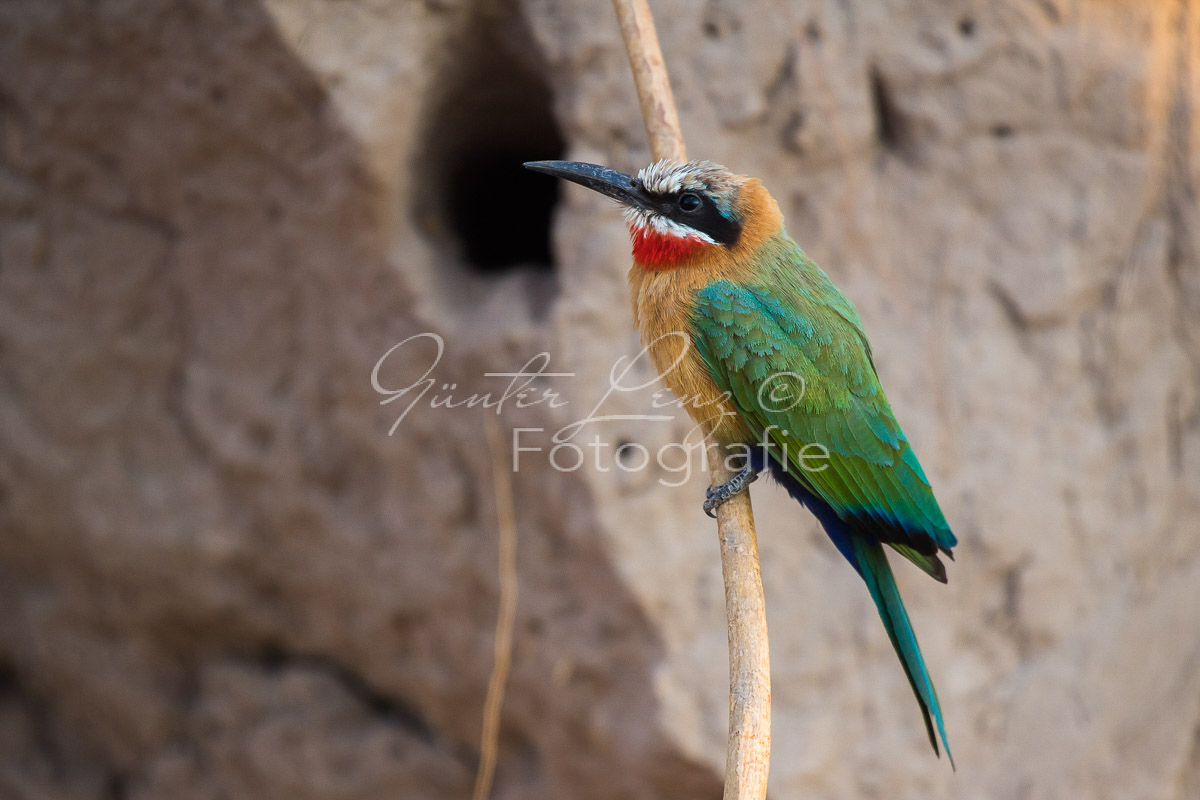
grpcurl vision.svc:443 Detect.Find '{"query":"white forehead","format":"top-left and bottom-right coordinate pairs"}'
top-left (635, 159), bottom-right (731, 195)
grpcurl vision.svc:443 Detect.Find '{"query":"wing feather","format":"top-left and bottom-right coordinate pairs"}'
top-left (691, 277), bottom-right (957, 570)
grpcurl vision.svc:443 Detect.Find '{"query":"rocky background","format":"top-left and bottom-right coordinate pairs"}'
top-left (1, 0), bottom-right (1198, 798)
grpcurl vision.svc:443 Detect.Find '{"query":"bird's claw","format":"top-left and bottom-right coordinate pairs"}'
top-left (702, 464), bottom-right (760, 518)
top-left (702, 485), bottom-right (720, 518)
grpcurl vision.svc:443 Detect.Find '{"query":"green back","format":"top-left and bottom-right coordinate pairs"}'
top-left (690, 235), bottom-right (956, 571)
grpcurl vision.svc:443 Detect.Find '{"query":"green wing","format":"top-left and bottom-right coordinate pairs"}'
top-left (690, 258), bottom-right (956, 577)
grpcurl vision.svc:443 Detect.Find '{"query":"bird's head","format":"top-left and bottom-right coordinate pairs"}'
top-left (525, 159), bottom-right (778, 270)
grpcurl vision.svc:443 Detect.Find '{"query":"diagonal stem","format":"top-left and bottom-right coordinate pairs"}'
top-left (474, 415), bottom-right (519, 800)
top-left (610, 2), bottom-right (771, 797)
top-left (610, 0), bottom-right (689, 163)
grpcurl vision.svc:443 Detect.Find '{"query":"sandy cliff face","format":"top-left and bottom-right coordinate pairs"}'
top-left (0, 1), bottom-right (1197, 798)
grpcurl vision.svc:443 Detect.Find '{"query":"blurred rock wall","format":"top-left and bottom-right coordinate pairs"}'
top-left (0, 1), bottom-right (1198, 799)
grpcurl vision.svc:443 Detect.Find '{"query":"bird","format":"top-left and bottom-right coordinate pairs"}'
top-left (525, 158), bottom-right (957, 766)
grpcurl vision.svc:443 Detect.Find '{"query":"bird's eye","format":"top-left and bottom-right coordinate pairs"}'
top-left (678, 193), bottom-right (702, 212)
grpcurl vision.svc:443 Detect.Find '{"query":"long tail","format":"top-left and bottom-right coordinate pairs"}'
top-left (850, 534), bottom-right (954, 768)
top-left (756, 452), bottom-right (954, 765)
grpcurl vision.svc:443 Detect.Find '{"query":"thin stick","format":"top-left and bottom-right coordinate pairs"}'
top-left (706, 446), bottom-right (771, 800)
top-left (611, 0), bottom-right (688, 163)
top-left (611, 2), bottom-right (771, 797)
top-left (474, 415), bottom-right (519, 800)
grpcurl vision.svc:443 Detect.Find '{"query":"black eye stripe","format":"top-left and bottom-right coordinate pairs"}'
top-left (633, 185), bottom-right (744, 248)
top-left (659, 191), bottom-right (742, 248)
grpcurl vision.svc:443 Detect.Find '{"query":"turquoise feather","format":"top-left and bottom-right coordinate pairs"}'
top-left (689, 235), bottom-right (956, 762)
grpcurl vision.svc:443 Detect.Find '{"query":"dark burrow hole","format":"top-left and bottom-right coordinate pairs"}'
top-left (420, 6), bottom-right (565, 278)
top-left (447, 141), bottom-right (561, 272)
top-left (869, 65), bottom-right (911, 157)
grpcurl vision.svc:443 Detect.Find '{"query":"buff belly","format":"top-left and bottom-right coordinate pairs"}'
top-left (635, 290), bottom-right (753, 445)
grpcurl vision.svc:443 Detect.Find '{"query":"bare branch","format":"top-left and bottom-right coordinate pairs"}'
top-left (610, 3), bottom-right (771, 796)
top-left (474, 415), bottom-right (519, 800)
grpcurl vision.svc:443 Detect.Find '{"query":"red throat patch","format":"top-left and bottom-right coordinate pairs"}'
top-left (630, 226), bottom-right (708, 270)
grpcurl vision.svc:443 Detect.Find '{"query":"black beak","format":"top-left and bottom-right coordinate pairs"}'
top-left (523, 160), bottom-right (650, 210)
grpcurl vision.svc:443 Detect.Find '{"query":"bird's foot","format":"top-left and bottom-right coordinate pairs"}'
top-left (703, 463), bottom-right (760, 518)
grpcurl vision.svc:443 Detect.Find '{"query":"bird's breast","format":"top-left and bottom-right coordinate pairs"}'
top-left (630, 270), bottom-right (752, 443)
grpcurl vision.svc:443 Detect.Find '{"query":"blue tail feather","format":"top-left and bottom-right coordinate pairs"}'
top-left (754, 449), bottom-right (953, 766)
top-left (852, 536), bottom-right (954, 768)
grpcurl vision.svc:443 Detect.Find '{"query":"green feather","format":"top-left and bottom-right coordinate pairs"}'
top-left (690, 249), bottom-right (956, 558)
top-left (688, 236), bottom-right (958, 761)
top-left (852, 536), bottom-right (954, 767)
